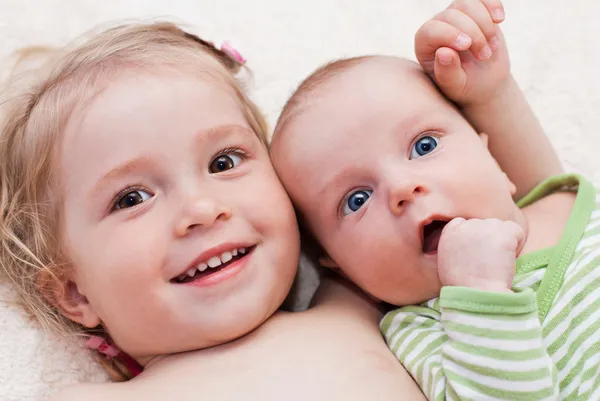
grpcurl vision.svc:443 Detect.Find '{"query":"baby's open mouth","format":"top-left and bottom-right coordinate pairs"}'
top-left (172, 246), bottom-right (255, 284)
top-left (421, 220), bottom-right (449, 255)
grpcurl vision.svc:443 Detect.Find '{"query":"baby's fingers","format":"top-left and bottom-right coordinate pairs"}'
top-left (449, 0), bottom-right (499, 39)
top-left (435, 8), bottom-right (495, 60)
top-left (415, 20), bottom-right (471, 76)
top-left (507, 222), bottom-right (526, 256)
top-left (434, 48), bottom-right (467, 93)
top-left (480, 0), bottom-right (505, 23)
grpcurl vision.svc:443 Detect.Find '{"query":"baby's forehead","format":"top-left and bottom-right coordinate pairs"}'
top-left (283, 57), bottom-right (435, 126)
top-left (275, 57), bottom-right (414, 141)
top-left (270, 56), bottom-right (459, 171)
top-left (341, 56), bottom-right (420, 78)
top-left (281, 57), bottom-right (437, 132)
top-left (310, 56), bottom-right (425, 101)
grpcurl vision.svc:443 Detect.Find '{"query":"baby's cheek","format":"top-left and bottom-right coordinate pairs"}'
top-left (347, 237), bottom-right (402, 292)
top-left (332, 239), bottom-right (371, 279)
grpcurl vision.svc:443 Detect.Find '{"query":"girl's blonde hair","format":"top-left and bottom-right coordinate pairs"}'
top-left (0, 21), bottom-right (269, 380)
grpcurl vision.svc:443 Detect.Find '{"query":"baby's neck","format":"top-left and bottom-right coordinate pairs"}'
top-left (518, 191), bottom-right (576, 256)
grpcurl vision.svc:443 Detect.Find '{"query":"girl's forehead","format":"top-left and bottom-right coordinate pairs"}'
top-left (67, 69), bottom-right (239, 133)
top-left (59, 72), bottom-right (248, 177)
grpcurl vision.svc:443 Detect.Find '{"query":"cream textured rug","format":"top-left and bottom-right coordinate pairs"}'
top-left (0, 1), bottom-right (598, 399)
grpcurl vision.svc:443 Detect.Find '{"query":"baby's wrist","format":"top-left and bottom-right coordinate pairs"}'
top-left (457, 280), bottom-right (513, 293)
top-left (460, 75), bottom-right (517, 110)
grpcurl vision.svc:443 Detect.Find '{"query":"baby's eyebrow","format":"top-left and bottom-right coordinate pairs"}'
top-left (392, 112), bottom-right (433, 140)
top-left (317, 167), bottom-right (356, 203)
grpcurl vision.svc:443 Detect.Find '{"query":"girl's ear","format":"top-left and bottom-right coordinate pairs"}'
top-left (39, 271), bottom-right (101, 328)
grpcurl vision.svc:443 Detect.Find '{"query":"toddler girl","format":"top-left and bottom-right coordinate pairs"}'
top-left (0, 22), bottom-right (425, 400)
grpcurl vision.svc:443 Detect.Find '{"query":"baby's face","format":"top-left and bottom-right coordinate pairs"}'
top-left (271, 57), bottom-right (517, 305)
top-left (58, 70), bottom-right (299, 360)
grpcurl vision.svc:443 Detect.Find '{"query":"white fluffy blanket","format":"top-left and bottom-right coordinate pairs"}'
top-left (0, 0), bottom-right (598, 399)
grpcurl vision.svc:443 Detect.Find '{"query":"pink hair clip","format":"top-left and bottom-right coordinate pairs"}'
top-left (220, 41), bottom-right (246, 64)
top-left (85, 335), bottom-right (120, 358)
top-left (84, 335), bottom-right (144, 377)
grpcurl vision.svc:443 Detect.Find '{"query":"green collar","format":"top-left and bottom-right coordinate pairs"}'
top-left (515, 174), bottom-right (596, 321)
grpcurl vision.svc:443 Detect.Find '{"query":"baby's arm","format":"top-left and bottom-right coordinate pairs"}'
top-left (461, 70), bottom-right (563, 200)
top-left (381, 293), bottom-right (557, 400)
top-left (415, 0), bottom-right (562, 199)
top-left (382, 217), bottom-right (559, 400)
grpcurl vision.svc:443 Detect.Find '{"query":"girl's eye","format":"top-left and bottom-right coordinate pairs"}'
top-left (342, 189), bottom-right (373, 216)
top-left (209, 153), bottom-right (243, 174)
top-left (115, 190), bottom-right (153, 210)
top-left (410, 135), bottom-right (439, 159)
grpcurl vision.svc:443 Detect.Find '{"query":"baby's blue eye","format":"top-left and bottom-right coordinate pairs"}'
top-left (410, 136), bottom-right (439, 159)
top-left (343, 189), bottom-right (373, 216)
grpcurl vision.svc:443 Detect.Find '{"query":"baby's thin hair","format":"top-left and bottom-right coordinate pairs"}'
top-left (0, 21), bottom-right (269, 381)
top-left (272, 55), bottom-right (372, 143)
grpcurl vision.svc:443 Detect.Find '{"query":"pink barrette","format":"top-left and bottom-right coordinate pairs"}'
top-left (220, 41), bottom-right (246, 64)
top-left (85, 335), bottom-right (120, 358)
top-left (84, 335), bottom-right (144, 377)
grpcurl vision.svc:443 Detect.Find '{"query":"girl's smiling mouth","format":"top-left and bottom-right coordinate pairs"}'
top-left (172, 245), bottom-right (256, 285)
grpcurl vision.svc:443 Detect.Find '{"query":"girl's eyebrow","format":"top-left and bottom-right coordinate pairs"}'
top-left (91, 124), bottom-right (256, 196)
top-left (92, 156), bottom-right (156, 197)
top-left (198, 124), bottom-right (256, 144)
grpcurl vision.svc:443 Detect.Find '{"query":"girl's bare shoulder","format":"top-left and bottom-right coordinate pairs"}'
top-left (48, 279), bottom-right (425, 401)
top-left (46, 381), bottom-right (125, 401)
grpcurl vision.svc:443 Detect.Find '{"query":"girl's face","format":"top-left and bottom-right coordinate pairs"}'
top-left (58, 70), bottom-right (300, 361)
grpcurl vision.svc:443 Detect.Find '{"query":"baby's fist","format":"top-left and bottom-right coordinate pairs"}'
top-left (437, 218), bottom-right (524, 292)
top-left (415, 0), bottom-right (510, 107)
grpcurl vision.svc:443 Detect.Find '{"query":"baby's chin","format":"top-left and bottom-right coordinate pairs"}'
top-left (357, 269), bottom-right (441, 307)
top-left (376, 284), bottom-right (441, 307)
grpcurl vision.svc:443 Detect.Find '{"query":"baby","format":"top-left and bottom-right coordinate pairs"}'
top-left (271, 0), bottom-right (599, 399)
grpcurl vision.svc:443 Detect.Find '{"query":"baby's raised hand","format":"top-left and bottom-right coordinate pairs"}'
top-left (437, 218), bottom-right (524, 293)
top-left (415, 0), bottom-right (510, 107)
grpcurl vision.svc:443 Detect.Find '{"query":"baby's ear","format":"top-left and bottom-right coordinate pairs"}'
top-left (478, 132), bottom-right (518, 196)
top-left (39, 271), bottom-right (101, 328)
top-left (505, 173), bottom-right (517, 196)
top-left (318, 256), bottom-right (353, 281)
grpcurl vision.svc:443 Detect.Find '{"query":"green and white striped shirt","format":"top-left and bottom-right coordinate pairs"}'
top-left (381, 174), bottom-right (600, 400)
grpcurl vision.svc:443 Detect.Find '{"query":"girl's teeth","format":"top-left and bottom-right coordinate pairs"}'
top-left (207, 256), bottom-right (222, 268)
top-left (221, 251), bottom-right (233, 263)
top-left (179, 247), bottom-right (250, 281)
